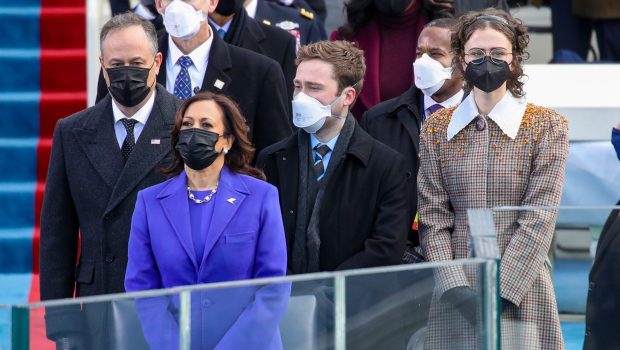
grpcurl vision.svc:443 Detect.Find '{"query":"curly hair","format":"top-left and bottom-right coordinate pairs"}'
top-left (161, 92), bottom-right (265, 180)
top-left (451, 8), bottom-right (530, 97)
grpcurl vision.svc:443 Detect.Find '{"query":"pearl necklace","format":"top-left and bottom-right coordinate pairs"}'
top-left (187, 185), bottom-right (217, 204)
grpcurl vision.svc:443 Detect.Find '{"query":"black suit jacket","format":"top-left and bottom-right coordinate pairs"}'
top-left (360, 85), bottom-right (423, 245)
top-left (97, 31), bottom-right (292, 157)
top-left (40, 84), bottom-right (179, 302)
top-left (256, 122), bottom-right (409, 272)
top-left (584, 202), bottom-right (620, 350)
top-left (223, 8), bottom-right (296, 100)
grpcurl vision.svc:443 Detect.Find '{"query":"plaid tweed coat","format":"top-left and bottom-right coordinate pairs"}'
top-left (418, 100), bottom-right (569, 349)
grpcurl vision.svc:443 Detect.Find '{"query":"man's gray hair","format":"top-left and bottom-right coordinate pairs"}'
top-left (100, 12), bottom-right (158, 55)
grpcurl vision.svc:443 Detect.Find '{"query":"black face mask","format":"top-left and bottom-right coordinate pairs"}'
top-left (175, 128), bottom-right (222, 171)
top-left (106, 62), bottom-right (154, 107)
top-left (374, 0), bottom-right (413, 16)
top-left (215, 0), bottom-right (244, 16)
top-left (465, 57), bottom-right (510, 93)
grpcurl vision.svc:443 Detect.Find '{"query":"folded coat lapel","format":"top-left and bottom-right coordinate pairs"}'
top-left (199, 167), bottom-right (247, 269)
top-left (105, 94), bottom-right (172, 215)
top-left (202, 34), bottom-right (232, 94)
top-left (73, 96), bottom-right (123, 190)
top-left (159, 172), bottom-right (199, 271)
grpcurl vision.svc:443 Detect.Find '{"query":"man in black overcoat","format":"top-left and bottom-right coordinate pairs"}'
top-left (40, 13), bottom-right (180, 350)
top-left (257, 40), bottom-right (409, 348)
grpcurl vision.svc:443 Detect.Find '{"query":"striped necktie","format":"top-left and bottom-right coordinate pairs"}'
top-left (313, 144), bottom-right (331, 181)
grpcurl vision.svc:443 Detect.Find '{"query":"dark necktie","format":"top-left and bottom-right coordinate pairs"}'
top-left (217, 28), bottom-right (226, 39)
top-left (174, 55), bottom-right (193, 100)
top-left (426, 103), bottom-right (443, 116)
top-left (313, 144), bottom-right (331, 181)
top-left (121, 118), bottom-right (138, 162)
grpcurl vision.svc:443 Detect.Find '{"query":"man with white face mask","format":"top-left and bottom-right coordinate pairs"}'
top-left (97, 0), bottom-right (292, 158)
top-left (257, 40), bottom-right (408, 275)
top-left (361, 18), bottom-right (462, 252)
top-left (257, 41), bottom-right (408, 346)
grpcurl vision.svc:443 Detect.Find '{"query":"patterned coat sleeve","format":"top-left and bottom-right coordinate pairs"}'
top-left (418, 112), bottom-right (470, 295)
top-left (500, 110), bottom-right (569, 306)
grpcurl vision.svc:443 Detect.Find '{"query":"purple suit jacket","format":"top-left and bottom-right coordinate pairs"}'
top-left (125, 166), bottom-right (288, 349)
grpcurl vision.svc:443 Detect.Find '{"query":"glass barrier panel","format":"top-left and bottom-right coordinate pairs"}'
top-left (343, 261), bottom-right (498, 350)
top-left (468, 206), bottom-right (620, 350)
top-left (0, 305), bottom-right (10, 350)
top-left (9, 260), bottom-right (499, 350)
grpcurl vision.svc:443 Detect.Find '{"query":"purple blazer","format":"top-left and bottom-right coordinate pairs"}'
top-left (125, 166), bottom-right (288, 349)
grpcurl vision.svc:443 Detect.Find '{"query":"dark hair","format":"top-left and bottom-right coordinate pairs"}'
top-left (337, 0), bottom-right (375, 40)
top-left (296, 40), bottom-right (366, 95)
top-left (100, 12), bottom-right (158, 55)
top-left (451, 8), bottom-right (530, 97)
top-left (162, 92), bottom-right (265, 181)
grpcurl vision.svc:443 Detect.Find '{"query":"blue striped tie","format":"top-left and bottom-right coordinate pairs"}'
top-left (174, 56), bottom-right (193, 100)
top-left (313, 144), bottom-right (331, 181)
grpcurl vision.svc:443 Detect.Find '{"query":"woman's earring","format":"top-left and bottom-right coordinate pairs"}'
top-left (223, 148), bottom-right (229, 155)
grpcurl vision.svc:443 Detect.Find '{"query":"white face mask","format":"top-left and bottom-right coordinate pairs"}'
top-left (163, 0), bottom-right (204, 41)
top-left (413, 53), bottom-right (453, 97)
top-left (292, 92), bottom-right (343, 134)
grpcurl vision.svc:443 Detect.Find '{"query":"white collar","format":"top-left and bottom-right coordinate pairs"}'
top-left (167, 25), bottom-right (213, 74)
top-left (447, 91), bottom-right (527, 141)
top-left (424, 89), bottom-right (464, 112)
top-left (112, 88), bottom-right (156, 124)
top-left (245, 0), bottom-right (258, 18)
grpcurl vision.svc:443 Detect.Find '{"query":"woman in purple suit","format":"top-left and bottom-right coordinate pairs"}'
top-left (125, 92), bottom-right (289, 350)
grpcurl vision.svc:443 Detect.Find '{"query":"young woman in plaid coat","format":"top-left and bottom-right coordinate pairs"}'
top-left (418, 9), bottom-right (568, 349)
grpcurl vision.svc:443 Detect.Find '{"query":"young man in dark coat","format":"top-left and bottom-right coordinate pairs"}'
top-left (256, 40), bottom-right (409, 349)
top-left (361, 18), bottom-right (463, 250)
top-left (40, 13), bottom-right (180, 349)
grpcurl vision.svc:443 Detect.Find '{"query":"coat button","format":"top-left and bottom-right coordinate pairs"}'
top-left (588, 281), bottom-right (595, 291)
top-left (202, 299), bottom-right (212, 307)
top-left (405, 171), bottom-right (412, 179)
top-left (105, 255), bottom-right (115, 263)
top-left (289, 210), bottom-right (294, 215)
top-left (585, 329), bottom-right (592, 336)
top-left (282, 156), bottom-right (287, 161)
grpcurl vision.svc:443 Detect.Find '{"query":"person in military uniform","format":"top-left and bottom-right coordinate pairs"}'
top-left (266, 0), bottom-right (327, 35)
top-left (268, 0), bottom-right (327, 23)
top-left (209, 0), bottom-right (297, 99)
top-left (244, 0), bottom-right (326, 50)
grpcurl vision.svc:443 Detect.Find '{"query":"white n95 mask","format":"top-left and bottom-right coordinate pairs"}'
top-left (292, 92), bottom-right (342, 134)
top-left (163, 0), bottom-right (204, 41)
top-left (413, 53), bottom-right (453, 97)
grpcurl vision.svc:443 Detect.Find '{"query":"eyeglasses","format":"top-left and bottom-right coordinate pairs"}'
top-left (465, 48), bottom-right (512, 64)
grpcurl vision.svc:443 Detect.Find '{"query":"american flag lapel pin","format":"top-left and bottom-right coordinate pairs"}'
top-left (214, 79), bottom-right (225, 90)
top-left (151, 139), bottom-right (161, 145)
top-left (226, 198), bottom-right (236, 204)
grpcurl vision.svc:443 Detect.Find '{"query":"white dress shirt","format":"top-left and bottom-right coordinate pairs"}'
top-left (423, 89), bottom-right (464, 119)
top-left (447, 91), bottom-right (527, 141)
top-left (111, 90), bottom-right (156, 148)
top-left (165, 25), bottom-right (214, 95)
